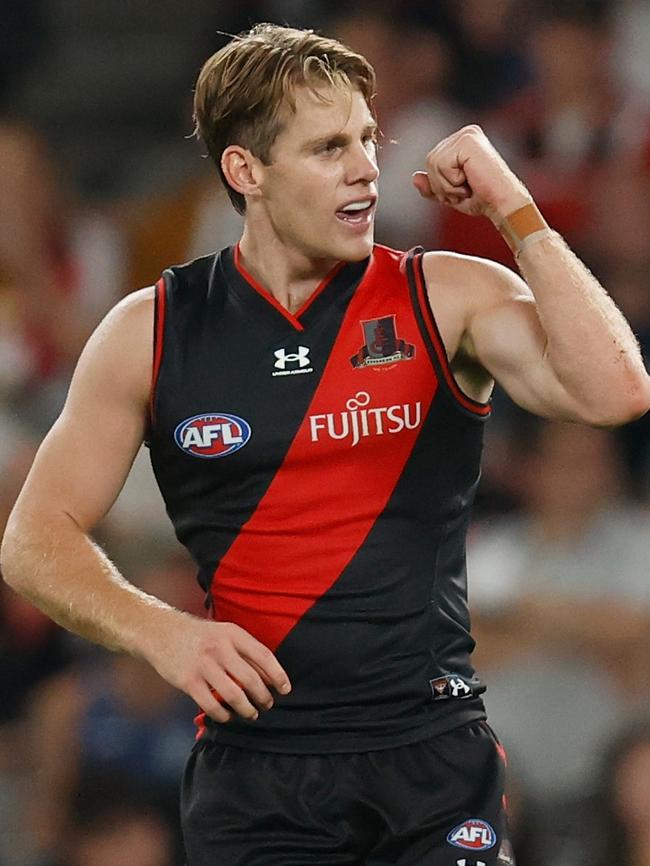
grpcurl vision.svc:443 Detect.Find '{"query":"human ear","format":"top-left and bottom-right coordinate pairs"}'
top-left (221, 145), bottom-right (264, 201)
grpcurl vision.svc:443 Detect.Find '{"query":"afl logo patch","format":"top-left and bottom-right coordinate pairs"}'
top-left (447, 819), bottom-right (497, 851)
top-left (174, 413), bottom-right (251, 459)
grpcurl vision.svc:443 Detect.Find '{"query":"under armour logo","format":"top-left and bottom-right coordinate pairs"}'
top-left (274, 346), bottom-right (311, 370)
top-left (272, 346), bottom-right (313, 377)
top-left (449, 676), bottom-right (472, 698)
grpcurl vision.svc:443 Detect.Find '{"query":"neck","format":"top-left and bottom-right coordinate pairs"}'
top-left (238, 226), bottom-right (339, 314)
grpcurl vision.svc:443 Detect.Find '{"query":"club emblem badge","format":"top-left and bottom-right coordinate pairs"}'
top-left (350, 315), bottom-right (415, 368)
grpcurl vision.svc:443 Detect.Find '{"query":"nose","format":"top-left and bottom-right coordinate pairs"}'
top-left (346, 141), bottom-right (379, 186)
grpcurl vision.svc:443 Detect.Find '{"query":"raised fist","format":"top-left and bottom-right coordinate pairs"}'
top-left (412, 125), bottom-right (531, 222)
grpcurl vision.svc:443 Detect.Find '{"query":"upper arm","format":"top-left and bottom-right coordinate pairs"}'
top-left (464, 262), bottom-right (587, 420)
top-left (423, 252), bottom-right (585, 421)
top-left (11, 288), bottom-right (155, 531)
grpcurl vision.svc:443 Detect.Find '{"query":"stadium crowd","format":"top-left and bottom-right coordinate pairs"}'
top-left (1, 1), bottom-right (649, 864)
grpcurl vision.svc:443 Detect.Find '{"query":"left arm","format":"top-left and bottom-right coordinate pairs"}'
top-left (415, 126), bottom-right (650, 425)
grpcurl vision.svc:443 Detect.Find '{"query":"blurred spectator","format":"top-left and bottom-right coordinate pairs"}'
top-left (6, 0), bottom-right (223, 201)
top-left (0, 585), bottom-right (71, 866)
top-left (444, 0), bottom-right (530, 112)
top-left (334, 9), bottom-right (462, 249)
top-left (0, 0), bottom-right (51, 110)
top-left (597, 720), bottom-right (650, 866)
top-left (58, 779), bottom-right (175, 866)
top-left (124, 176), bottom-right (243, 290)
top-left (615, 0), bottom-right (650, 97)
top-left (595, 258), bottom-right (650, 498)
top-left (526, 719), bottom-right (650, 866)
top-left (0, 123), bottom-right (126, 432)
top-left (23, 561), bottom-right (197, 866)
top-left (439, 0), bottom-right (650, 266)
top-left (468, 421), bottom-right (650, 802)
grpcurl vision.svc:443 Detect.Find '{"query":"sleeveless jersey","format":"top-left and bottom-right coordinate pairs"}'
top-left (148, 243), bottom-right (490, 753)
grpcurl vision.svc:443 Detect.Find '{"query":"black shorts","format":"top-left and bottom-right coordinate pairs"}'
top-left (181, 721), bottom-right (515, 866)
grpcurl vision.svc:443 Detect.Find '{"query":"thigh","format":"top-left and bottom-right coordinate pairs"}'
top-left (364, 722), bottom-right (516, 866)
top-left (181, 741), bottom-right (365, 866)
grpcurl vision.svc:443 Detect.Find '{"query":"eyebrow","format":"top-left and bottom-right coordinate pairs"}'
top-left (302, 121), bottom-right (378, 152)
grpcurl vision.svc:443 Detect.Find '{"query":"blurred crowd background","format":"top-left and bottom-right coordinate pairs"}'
top-left (1, 0), bottom-right (650, 864)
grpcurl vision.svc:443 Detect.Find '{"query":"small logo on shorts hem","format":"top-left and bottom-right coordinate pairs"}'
top-left (430, 674), bottom-right (475, 701)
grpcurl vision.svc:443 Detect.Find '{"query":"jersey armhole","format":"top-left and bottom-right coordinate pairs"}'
top-left (148, 275), bottom-right (167, 430)
top-left (407, 250), bottom-right (491, 419)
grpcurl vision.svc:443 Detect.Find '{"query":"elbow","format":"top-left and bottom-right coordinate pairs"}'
top-left (0, 524), bottom-right (20, 591)
top-left (0, 507), bottom-right (37, 595)
top-left (582, 373), bottom-right (650, 427)
top-left (626, 379), bottom-right (650, 422)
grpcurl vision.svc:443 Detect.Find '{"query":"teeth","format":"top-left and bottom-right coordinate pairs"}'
top-left (341, 200), bottom-right (371, 213)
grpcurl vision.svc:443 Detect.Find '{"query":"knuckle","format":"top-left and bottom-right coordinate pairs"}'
top-left (207, 702), bottom-right (230, 723)
top-left (222, 621), bottom-right (243, 638)
top-left (258, 646), bottom-right (276, 664)
top-left (237, 669), bottom-right (261, 690)
top-left (226, 693), bottom-right (257, 719)
top-left (180, 672), bottom-right (204, 696)
top-left (218, 679), bottom-right (241, 703)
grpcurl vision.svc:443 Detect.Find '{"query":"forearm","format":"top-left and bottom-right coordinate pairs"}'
top-left (0, 507), bottom-right (184, 658)
top-left (514, 227), bottom-right (648, 421)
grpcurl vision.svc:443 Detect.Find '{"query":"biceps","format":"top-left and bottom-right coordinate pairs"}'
top-left (16, 400), bottom-right (146, 531)
top-left (12, 289), bottom-right (154, 530)
top-left (469, 298), bottom-right (583, 420)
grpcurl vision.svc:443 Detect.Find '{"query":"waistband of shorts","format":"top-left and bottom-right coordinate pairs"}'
top-left (197, 701), bottom-right (487, 755)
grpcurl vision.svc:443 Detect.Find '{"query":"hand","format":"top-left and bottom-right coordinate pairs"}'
top-left (412, 125), bottom-right (531, 221)
top-left (143, 612), bottom-right (292, 723)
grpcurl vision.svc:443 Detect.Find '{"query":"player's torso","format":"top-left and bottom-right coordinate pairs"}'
top-left (149, 244), bottom-right (490, 752)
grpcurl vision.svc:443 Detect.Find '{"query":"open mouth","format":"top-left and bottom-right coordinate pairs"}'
top-left (335, 199), bottom-right (375, 227)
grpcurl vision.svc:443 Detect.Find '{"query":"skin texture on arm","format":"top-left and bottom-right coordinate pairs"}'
top-left (0, 289), bottom-right (291, 723)
top-left (415, 126), bottom-right (650, 425)
top-left (1, 288), bottom-right (160, 650)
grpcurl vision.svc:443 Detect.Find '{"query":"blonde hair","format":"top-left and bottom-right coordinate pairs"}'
top-left (193, 23), bottom-right (376, 214)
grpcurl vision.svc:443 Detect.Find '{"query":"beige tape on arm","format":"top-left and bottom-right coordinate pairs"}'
top-left (498, 202), bottom-right (553, 258)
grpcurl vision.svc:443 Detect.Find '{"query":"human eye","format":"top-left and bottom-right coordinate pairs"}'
top-left (318, 139), bottom-right (343, 156)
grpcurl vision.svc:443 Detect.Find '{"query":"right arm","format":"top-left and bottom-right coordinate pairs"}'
top-left (0, 289), bottom-right (290, 722)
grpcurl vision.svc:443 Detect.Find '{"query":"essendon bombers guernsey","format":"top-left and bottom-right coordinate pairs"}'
top-left (148, 243), bottom-right (491, 753)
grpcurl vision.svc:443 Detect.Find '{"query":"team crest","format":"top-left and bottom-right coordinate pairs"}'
top-left (350, 315), bottom-right (415, 368)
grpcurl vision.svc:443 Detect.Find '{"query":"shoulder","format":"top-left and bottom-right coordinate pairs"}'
top-left (69, 287), bottom-right (155, 408)
top-left (421, 250), bottom-right (532, 309)
top-left (102, 285), bottom-right (155, 327)
top-left (87, 286), bottom-right (154, 349)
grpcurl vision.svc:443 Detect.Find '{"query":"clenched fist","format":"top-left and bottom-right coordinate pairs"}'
top-left (412, 125), bottom-right (531, 222)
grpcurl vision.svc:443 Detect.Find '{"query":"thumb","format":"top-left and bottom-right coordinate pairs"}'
top-left (412, 170), bottom-right (434, 199)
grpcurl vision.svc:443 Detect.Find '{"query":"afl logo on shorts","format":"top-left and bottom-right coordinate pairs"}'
top-left (447, 819), bottom-right (496, 851)
top-left (174, 413), bottom-right (251, 459)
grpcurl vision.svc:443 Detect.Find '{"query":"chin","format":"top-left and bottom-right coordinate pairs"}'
top-left (335, 233), bottom-right (374, 263)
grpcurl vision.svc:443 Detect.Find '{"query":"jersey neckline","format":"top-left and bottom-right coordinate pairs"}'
top-left (232, 243), bottom-right (360, 333)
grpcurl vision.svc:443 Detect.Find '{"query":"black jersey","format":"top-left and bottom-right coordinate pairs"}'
top-left (148, 243), bottom-right (490, 753)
